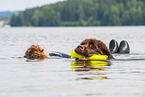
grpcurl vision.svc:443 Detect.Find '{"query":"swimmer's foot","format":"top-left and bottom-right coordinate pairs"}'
top-left (117, 40), bottom-right (130, 54)
top-left (109, 39), bottom-right (118, 54)
top-left (109, 40), bottom-right (130, 54)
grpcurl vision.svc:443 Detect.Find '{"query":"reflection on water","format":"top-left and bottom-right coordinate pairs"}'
top-left (25, 58), bottom-right (48, 62)
top-left (71, 60), bottom-right (111, 80)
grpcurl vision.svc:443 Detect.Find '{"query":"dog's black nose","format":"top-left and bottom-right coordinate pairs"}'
top-left (77, 45), bottom-right (84, 50)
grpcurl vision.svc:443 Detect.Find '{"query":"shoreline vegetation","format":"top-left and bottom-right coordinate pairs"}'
top-left (10, 0), bottom-right (145, 27)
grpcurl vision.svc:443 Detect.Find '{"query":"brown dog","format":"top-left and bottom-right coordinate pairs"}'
top-left (75, 39), bottom-right (114, 59)
top-left (24, 45), bottom-right (50, 59)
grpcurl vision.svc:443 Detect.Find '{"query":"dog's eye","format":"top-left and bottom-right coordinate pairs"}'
top-left (89, 41), bottom-right (96, 48)
top-left (89, 44), bottom-right (95, 48)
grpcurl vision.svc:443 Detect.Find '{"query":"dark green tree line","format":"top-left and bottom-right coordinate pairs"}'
top-left (10, 0), bottom-right (145, 26)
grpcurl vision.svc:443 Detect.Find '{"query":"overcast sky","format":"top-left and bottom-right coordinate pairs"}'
top-left (0, 0), bottom-right (65, 11)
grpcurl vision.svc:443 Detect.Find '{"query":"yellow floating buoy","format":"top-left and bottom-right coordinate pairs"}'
top-left (71, 50), bottom-right (108, 60)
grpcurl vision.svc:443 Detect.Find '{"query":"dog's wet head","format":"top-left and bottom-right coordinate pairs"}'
top-left (75, 39), bottom-right (101, 57)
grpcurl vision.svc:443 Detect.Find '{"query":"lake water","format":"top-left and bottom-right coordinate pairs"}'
top-left (0, 26), bottom-right (145, 97)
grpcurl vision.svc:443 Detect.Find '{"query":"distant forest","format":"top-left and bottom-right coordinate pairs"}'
top-left (10, 0), bottom-right (145, 26)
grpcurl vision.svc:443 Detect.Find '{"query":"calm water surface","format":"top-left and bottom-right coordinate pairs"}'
top-left (0, 26), bottom-right (145, 97)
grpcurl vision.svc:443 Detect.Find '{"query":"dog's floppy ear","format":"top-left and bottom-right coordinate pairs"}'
top-left (91, 40), bottom-right (103, 55)
top-left (94, 40), bottom-right (114, 59)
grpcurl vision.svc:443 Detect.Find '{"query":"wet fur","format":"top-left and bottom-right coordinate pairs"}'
top-left (75, 39), bottom-right (114, 59)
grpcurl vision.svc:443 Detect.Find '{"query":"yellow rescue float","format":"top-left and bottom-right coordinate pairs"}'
top-left (71, 50), bottom-right (108, 60)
